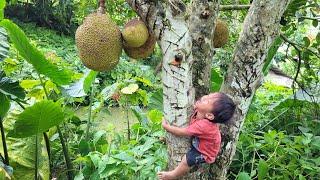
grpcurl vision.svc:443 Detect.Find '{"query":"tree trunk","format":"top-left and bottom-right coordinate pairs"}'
top-left (127, 0), bottom-right (290, 179)
top-left (126, 1), bottom-right (219, 179)
top-left (209, 0), bottom-right (291, 179)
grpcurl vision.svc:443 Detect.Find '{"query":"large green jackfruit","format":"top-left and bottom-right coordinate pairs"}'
top-left (213, 19), bottom-right (229, 48)
top-left (122, 19), bottom-right (149, 48)
top-left (75, 12), bottom-right (122, 71)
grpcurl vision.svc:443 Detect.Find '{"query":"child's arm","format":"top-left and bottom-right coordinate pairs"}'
top-left (162, 118), bottom-right (190, 137)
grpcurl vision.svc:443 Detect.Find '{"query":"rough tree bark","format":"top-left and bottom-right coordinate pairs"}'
top-left (127, 0), bottom-right (290, 179)
top-left (209, 0), bottom-right (291, 179)
top-left (126, 1), bottom-right (220, 179)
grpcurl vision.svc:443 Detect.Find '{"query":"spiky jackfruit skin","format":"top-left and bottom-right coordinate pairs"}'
top-left (124, 34), bottom-right (156, 59)
top-left (213, 19), bottom-right (229, 48)
top-left (75, 13), bottom-right (122, 71)
top-left (122, 19), bottom-right (149, 48)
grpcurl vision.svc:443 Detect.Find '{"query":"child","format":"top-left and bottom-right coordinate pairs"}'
top-left (157, 92), bottom-right (236, 180)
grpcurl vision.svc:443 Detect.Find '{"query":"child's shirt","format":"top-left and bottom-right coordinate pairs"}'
top-left (185, 110), bottom-right (221, 163)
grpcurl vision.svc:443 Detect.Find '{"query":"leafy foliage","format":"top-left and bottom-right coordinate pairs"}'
top-left (0, 19), bottom-right (72, 85)
top-left (0, 71), bottom-right (25, 99)
top-left (0, 93), bottom-right (10, 118)
top-left (75, 112), bottom-right (167, 179)
top-left (0, 0), bottom-right (4, 20)
top-left (8, 100), bottom-right (65, 138)
top-left (229, 83), bottom-right (320, 179)
top-left (0, 27), bottom-right (9, 61)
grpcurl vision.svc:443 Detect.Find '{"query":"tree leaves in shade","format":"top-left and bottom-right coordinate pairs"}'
top-left (0, 27), bottom-right (9, 61)
top-left (258, 159), bottom-right (268, 180)
top-left (0, 19), bottom-right (72, 85)
top-left (0, 71), bottom-right (25, 99)
top-left (7, 136), bottom-right (49, 179)
top-left (148, 89), bottom-right (163, 112)
top-left (237, 172), bottom-right (251, 180)
top-left (210, 68), bottom-right (223, 92)
top-left (0, 93), bottom-right (10, 118)
top-left (8, 100), bottom-right (65, 138)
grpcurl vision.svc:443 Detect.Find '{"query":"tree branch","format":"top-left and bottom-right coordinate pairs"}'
top-left (280, 33), bottom-right (320, 58)
top-left (220, 4), bottom-right (251, 11)
top-left (97, 0), bottom-right (106, 14)
top-left (188, 0), bottom-right (221, 99)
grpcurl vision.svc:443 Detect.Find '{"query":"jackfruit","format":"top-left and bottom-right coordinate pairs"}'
top-left (213, 19), bottom-right (229, 48)
top-left (124, 34), bottom-right (156, 59)
top-left (122, 19), bottom-right (149, 48)
top-left (75, 12), bottom-right (122, 71)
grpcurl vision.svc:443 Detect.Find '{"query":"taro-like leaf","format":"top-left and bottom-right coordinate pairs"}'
top-left (0, 27), bottom-right (9, 61)
top-left (0, 71), bottom-right (25, 99)
top-left (0, 93), bottom-right (10, 118)
top-left (0, 20), bottom-right (72, 85)
top-left (8, 100), bottom-right (65, 138)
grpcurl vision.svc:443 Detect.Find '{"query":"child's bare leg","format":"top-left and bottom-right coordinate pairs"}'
top-left (157, 155), bottom-right (190, 180)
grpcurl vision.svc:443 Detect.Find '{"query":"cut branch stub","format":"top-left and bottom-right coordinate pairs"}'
top-left (98, 0), bottom-right (106, 14)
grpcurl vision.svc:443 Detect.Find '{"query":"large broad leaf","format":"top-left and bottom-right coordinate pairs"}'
top-left (0, 115), bottom-right (49, 179)
top-left (284, 0), bottom-right (308, 17)
top-left (62, 70), bottom-right (98, 97)
top-left (237, 172), bottom-right (251, 180)
top-left (0, 27), bottom-right (9, 61)
top-left (0, 71), bottom-right (25, 99)
top-left (7, 136), bottom-right (49, 179)
top-left (8, 100), bottom-right (65, 138)
top-left (0, 93), bottom-right (10, 118)
top-left (83, 70), bottom-right (98, 94)
top-left (0, 0), bottom-right (5, 20)
top-left (148, 89), bottom-right (163, 112)
top-left (263, 37), bottom-right (283, 76)
top-left (258, 159), bottom-right (268, 180)
top-left (0, 20), bottom-right (72, 85)
top-left (210, 68), bottom-right (223, 92)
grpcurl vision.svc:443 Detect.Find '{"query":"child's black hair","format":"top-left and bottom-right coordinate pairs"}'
top-left (211, 93), bottom-right (236, 123)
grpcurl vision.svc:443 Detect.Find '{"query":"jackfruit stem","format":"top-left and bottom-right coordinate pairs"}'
top-left (98, 0), bottom-right (106, 14)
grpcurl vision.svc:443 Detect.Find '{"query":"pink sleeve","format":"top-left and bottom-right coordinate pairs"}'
top-left (186, 120), bottom-right (205, 137)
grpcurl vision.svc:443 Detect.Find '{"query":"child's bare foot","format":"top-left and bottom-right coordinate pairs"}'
top-left (157, 171), bottom-right (176, 180)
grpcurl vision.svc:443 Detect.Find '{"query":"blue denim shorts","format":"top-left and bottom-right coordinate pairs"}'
top-left (186, 146), bottom-right (206, 167)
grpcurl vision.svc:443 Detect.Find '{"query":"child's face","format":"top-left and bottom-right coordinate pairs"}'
top-left (194, 93), bottom-right (219, 114)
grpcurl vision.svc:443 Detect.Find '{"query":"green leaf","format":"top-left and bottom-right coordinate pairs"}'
top-left (0, 0), bottom-right (5, 20)
top-left (0, 71), bottom-right (25, 99)
top-left (83, 70), bottom-right (98, 93)
top-left (263, 37), bottom-right (283, 75)
top-left (147, 109), bottom-right (163, 124)
top-left (0, 27), bottom-right (9, 61)
top-left (79, 139), bottom-right (90, 156)
top-left (303, 37), bottom-right (310, 47)
top-left (0, 20), bottom-right (72, 85)
top-left (285, 0), bottom-right (308, 16)
top-left (8, 136), bottom-right (49, 179)
top-left (148, 89), bottom-right (163, 112)
top-left (0, 93), bottom-right (10, 118)
top-left (258, 159), bottom-right (268, 180)
top-left (74, 172), bottom-right (85, 180)
top-left (312, 19), bottom-right (318, 27)
top-left (316, 33), bottom-right (320, 44)
top-left (210, 68), bottom-right (223, 91)
top-left (8, 100), bottom-right (65, 138)
top-left (20, 79), bottom-right (41, 89)
top-left (237, 172), bottom-right (251, 180)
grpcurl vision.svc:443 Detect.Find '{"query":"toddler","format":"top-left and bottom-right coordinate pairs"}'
top-left (158, 92), bottom-right (236, 180)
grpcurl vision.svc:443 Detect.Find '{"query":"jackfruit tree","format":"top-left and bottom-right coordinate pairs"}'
top-left (124, 0), bottom-right (291, 179)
